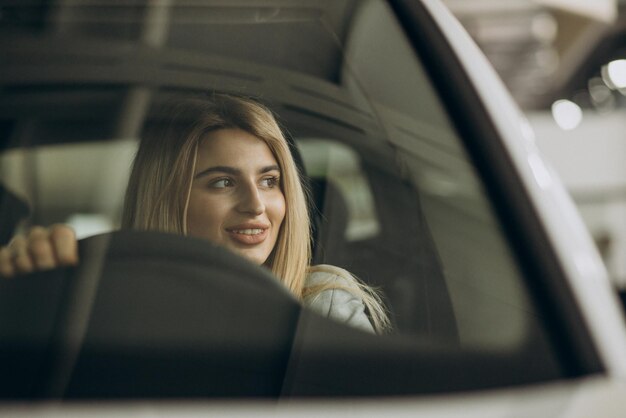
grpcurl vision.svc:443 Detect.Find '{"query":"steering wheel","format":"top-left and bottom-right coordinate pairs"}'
top-left (0, 230), bottom-right (301, 399)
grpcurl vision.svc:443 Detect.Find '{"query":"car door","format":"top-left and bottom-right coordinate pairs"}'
top-left (1, 0), bottom-right (626, 415)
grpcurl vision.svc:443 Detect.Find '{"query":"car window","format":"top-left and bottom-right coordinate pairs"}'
top-left (339, 0), bottom-right (533, 347)
top-left (299, 139), bottom-right (380, 242)
top-left (0, 0), bottom-right (565, 396)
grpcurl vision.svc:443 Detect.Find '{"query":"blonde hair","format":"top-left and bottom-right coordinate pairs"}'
top-left (122, 94), bottom-right (389, 333)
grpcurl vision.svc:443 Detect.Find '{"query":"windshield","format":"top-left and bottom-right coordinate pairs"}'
top-left (0, 0), bottom-right (563, 398)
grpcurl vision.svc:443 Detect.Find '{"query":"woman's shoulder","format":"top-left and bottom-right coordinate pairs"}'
top-left (305, 264), bottom-right (359, 288)
top-left (303, 264), bottom-right (374, 333)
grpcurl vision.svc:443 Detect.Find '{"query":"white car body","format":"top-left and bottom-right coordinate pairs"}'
top-left (1, 0), bottom-right (626, 416)
top-left (421, 0), bottom-right (626, 377)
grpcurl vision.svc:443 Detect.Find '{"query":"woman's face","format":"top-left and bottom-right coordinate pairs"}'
top-left (186, 128), bottom-right (286, 265)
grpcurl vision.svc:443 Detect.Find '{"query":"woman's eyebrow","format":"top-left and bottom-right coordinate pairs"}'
top-left (259, 165), bottom-right (280, 174)
top-left (194, 165), bottom-right (280, 179)
top-left (194, 166), bottom-right (239, 179)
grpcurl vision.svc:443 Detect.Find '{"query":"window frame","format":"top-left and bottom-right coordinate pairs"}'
top-left (388, 0), bottom-right (603, 377)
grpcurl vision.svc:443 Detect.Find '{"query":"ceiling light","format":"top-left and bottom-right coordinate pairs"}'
top-left (551, 99), bottom-right (582, 130)
top-left (531, 13), bottom-right (557, 43)
top-left (602, 59), bottom-right (626, 89)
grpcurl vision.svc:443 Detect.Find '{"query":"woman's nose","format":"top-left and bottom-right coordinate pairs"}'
top-left (237, 184), bottom-right (265, 215)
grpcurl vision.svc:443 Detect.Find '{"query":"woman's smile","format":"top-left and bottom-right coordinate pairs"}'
top-left (226, 223), bottom-right (270, 245)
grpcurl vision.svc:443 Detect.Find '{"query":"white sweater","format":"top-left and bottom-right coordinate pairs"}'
top-left (302, 265), bottom-right (374, 333)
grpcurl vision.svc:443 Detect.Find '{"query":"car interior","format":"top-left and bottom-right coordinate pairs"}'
top-left (0, 0), bottom-right (568, 399)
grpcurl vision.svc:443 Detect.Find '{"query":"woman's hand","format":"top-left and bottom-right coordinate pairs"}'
top-left (0, 225), bottom-right (78, 278)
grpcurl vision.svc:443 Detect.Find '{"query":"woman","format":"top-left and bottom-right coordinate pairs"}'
top-left (0, 94), bottom-right (389, 333)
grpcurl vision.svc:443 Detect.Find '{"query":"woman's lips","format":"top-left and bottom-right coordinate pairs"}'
top-left (226, 226), bottom-right (269, 245)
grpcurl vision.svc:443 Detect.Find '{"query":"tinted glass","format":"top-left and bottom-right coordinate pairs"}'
top-left (0, 0), bottom-right (562, 396)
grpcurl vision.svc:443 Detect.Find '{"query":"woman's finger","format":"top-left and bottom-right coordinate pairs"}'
top-left (27, 226), bottom-right (57, 270)
top-left (50, 224), bottom-right (78, 266)
top-left (0, 246), bottom-right (16, 278)
top-left (9, 235), bottom-right (35, 274)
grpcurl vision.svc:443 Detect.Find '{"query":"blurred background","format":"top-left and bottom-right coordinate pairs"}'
top-left (444, 0), bottom-right (626, 288)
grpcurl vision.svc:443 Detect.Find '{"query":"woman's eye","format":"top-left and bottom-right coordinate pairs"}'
top-left (210, 178), bottom-right (233, 188)
top-left (261, 176), bottom-right (280, 188)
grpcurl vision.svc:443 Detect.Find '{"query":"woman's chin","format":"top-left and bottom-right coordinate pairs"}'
top-left (232, 247), bottom-right (269, 266)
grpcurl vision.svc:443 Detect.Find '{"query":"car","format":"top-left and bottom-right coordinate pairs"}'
top-left (1, 0), bottom-right (626, 416)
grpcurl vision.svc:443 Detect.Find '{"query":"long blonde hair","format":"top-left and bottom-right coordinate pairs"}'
top-left (122, 94), bottom-right (389, 332)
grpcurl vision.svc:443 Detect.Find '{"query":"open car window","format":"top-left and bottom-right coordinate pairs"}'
top-left (0, 0), bottom-right (570, 398)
